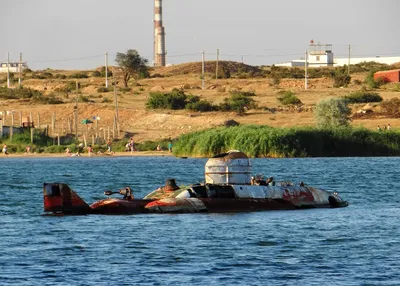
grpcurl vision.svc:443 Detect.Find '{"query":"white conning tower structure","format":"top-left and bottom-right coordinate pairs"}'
top-left (205, 151), bottom-right (252, 185)
top-left (154, 0), bottom-right (166, 67)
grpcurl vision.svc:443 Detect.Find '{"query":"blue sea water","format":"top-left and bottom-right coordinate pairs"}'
top-left (1, 156), bottom-right (400, 286)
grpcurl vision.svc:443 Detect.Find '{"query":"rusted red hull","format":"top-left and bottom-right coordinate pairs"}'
top-left (90, 198), bottom-right (323, 214)
top-left (198, 198), bottom-right (297, 212)
top-left (43, 182), bottom-right (347, 216)
top-left (90, 199), bottom-right (154, 215)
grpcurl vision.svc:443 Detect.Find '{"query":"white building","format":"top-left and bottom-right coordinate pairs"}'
top-left (334, 56), bottom-right (400, 66)
top-left (276, 43), bottom-right (334, 68)
top-left (275, 43), bottom-right (400, 68)
top-left (0, 62), bottom-right (28, 73)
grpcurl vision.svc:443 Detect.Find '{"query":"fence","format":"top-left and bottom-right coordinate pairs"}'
top-left (0, 110), bottom-right (119, 147)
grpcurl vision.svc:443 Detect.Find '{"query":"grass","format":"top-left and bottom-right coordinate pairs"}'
top-left (172, 125), bottom-right (400, 158)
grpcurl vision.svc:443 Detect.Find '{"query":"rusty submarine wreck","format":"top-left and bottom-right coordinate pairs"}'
top-left (43, 151), bottom-right (348, 215)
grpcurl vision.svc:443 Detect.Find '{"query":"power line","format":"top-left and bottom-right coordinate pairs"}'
top-left (27, 54), bottom-right (104, 63)
top-left (167, 53), bottom-right (200, 58)
top-left (217, 53), bottom-right (302, 58)
top-left (335, 52), bottom-right (400, 58)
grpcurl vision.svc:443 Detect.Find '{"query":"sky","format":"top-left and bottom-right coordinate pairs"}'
top-left (1, 0), bottom-right (399, 70)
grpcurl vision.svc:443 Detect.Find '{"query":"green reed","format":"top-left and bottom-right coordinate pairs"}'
top-left (173, 125), bottom-right (400, 158)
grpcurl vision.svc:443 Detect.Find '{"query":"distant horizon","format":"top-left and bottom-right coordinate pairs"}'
top-left (2, 0), bottom-right (399, 70)
top-left (0, 53), bottom-right (397, 72)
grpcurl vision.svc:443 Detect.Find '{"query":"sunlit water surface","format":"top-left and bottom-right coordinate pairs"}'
top-left (1, 156), bottom-right (400, 285)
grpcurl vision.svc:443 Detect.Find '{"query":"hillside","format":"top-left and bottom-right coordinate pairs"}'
top-left (1, 61), bottom-right (400, 144)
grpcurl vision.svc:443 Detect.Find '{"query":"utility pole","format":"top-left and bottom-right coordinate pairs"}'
top-left (216, 49), bottom-right (219, 80)
top-left (19, 53), bottom-right (22, 88)
top-left (112, 67), bottom-right (119, 138)
top-left (202, 50), bottom-right (205, 90)
top-left (105, 51), bottom-right (108, 88)
top-left (51, 112), bottom-right (56, 137)
top-left (348, 45), bottom-right (351, 76)
top-left (74, 99), bottom-right (78, 141)
top-left (305, 50), bottom-right (308, 90)
top-left (10, 112), bottom-right (14, 142)
top-left (7, 52), bottom-right (10, 88)
top-left (95, 115), bottom-right (99, 138)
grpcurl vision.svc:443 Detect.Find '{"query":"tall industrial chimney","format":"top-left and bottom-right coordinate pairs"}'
top-left (154, 0), bottom-right (166, 67)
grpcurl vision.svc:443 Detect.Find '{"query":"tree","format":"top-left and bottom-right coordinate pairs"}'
top-left (314, 98), bottom-right (351, 128)
top-left (115, 49), bottom-right (149, 88)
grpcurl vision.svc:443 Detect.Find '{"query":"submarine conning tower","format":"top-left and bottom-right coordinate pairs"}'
top-left (205, 150), bottom-right (252, 185)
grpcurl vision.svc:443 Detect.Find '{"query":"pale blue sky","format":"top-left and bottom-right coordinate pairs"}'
top-left (1, 0), bottom-right (399, 70)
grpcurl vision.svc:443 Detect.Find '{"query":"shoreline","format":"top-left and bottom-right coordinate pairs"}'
top-left (0, 151), bottom-right (173, 159)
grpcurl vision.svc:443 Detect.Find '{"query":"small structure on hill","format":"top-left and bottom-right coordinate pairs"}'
top-left (0, 62), bottom-right (28, 73)
top-left (276, 41), bottom-right (334, 68)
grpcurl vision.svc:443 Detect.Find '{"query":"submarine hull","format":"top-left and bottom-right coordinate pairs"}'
top-left (90, 199), bottom-right (154, 215)
top-left (42, 151), bottom-right (348, 216)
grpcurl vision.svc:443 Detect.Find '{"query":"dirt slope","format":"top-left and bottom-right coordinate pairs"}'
top-left (1, 62), bottom-right (400, 143)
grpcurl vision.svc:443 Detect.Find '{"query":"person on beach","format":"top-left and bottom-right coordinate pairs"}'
top-left (2, 143), bottom-right (9, 155)
top-left (168, 142), bottom-right (172, 153)
top-left (156, 144), bottom-right (162, 151)
top-left (77, 143), bottom-right (84, 156)
top-left (87, 145), bottom-right (93, 157)
top-left (130, 138), bottom-right (136, 153)
top-left (107, 140), bottom-right (112, 154)
top-left (25, 145), bottom-right (31, 154)
top-left (65, 147), bottom-right (72, 156)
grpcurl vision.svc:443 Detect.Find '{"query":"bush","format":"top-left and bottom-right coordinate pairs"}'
top-left (54, 74), bottom-right (67, 79)
top-left (42, 72), bottom-right (53, 78)
top-left (271, 76), bottom-right (281, 86)
top-left (277, 90), bottom-right (302, 105)
top-left (219, 93), bottom-right (257, 115)
top-left (186, 100), bottom-right (215, 112)
top-left (351, 61), bottom-right (390, 73)
top-left (393, 83), bottom-right (400, 92)
top-left (99, 67), bottom-right (112, 77)
top-left (343, 91), bottom-right (383, 104)
top-left (217, 66), bottom-right (231, 79)
top-left (365, 70), bottom-right (386, 89)
top-left (229, 89), bottom-right (257, 97)
top-left (6, 129), bottom-right (53, 146)
top-left (69, 73), bottom-right (88, 79)
top-left (31, 73), bottom-right (47, 79)
top-left (54, 81), bottom-right (76, 93)
top-left (78, 95), bottom-right (90, 102)
top-left (0, 86), bottom-right (43, 99)
top-left (102, 98), bottom-right (111, 103)
top-left (92, 71), bottom-right (102, 77)
top-left (314, 98), bottom-right (351, 128)
top-left (32, 93), bottom-right (64, 104)
top-left (44, 145), bottom-right (67, 153)
top-left (97, 87), bottom-right (110, 93)
top-left (381, 98), bottom-right (400, 116)
top-left (119, 87), bottom-right (132, 92)
top-left (331, 68), bottom-right (351, 88)
top-left (146, 89), bottom-right (188, 110)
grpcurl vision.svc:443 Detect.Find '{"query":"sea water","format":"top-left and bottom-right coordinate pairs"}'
top-left (1, 156), bottom-right (400, 285)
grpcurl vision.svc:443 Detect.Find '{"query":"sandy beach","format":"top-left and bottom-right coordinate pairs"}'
top-left (0, 150), bottom-right (173, 159)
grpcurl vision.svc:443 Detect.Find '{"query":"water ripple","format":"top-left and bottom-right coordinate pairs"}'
top-left (1, 157), bottom-right (400, 285)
